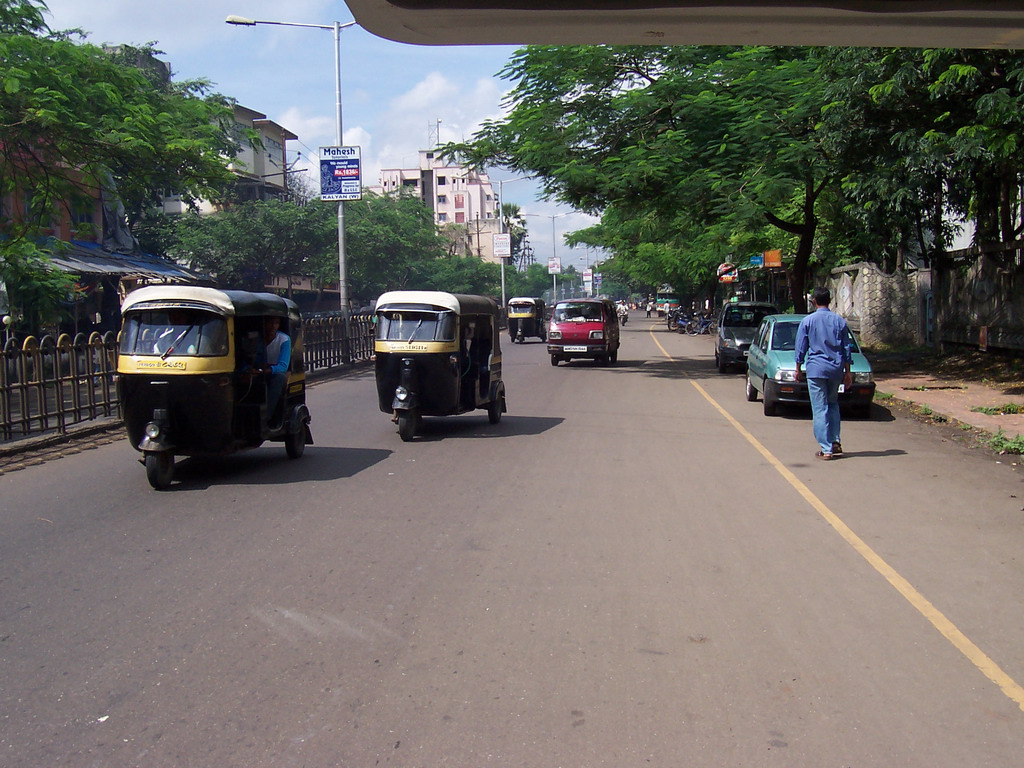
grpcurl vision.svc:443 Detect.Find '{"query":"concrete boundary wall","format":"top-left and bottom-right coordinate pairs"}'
top-left (826, 262), bottom-right (925, 348)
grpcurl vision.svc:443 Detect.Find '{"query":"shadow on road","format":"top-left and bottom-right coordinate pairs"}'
top-left (762, 402), bottom-right (895, 423)
top-left (594, 357), bottom-right (720, 380)
top-left (166, 445), bottom-right (392, 490)
top-left (411, 415), bottom-right (564, 442)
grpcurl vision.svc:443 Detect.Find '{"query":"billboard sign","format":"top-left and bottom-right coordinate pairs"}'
top-left (548, 257), bottom-right (562, 274)
top-left (319, 146), bottom-right (362, 201)
top-left (493, 233), bottom-right (512, 259)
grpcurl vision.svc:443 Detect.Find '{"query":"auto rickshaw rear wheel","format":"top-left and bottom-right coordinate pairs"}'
top-left (488, 392), bottom-right (505, 424)
top-left (397, 410), bottom-right (419, 441)
top-left (285, 425), bottom-right (306, 459)
top-left (144, 451), bottom-right (174, 490)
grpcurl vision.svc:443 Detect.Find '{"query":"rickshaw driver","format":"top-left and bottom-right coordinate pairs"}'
top-left (250, 316), bottom-right (291, 423)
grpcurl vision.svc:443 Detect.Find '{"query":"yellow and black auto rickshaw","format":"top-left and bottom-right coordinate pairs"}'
top-left (374, 291), bottom-right (506, 441)
top-left (117, 286), bottom-right (312, 489)
top-left (506, 296), bottom-right (546, 343)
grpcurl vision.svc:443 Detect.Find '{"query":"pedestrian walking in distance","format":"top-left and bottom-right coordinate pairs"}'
top-left (795, 288), bottom-right (852, 460)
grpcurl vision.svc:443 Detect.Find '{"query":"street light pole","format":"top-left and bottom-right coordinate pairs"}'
top-left (332, 21), bottom-right (349, 311)
top-left (226, 15), bottom-right (356, 311)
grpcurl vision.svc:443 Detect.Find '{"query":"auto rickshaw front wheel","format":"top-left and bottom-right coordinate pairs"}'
top-left (144, 451), bottom-right (174, 490)
top-left (397, 410), bottom-right (420, 441)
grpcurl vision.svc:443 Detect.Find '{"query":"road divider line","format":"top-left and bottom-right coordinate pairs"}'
top-left (649, 328), bottom-right (1024, 714)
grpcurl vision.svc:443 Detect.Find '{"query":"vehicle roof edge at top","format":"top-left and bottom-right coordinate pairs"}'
top-left (344, 0), bottom-right (1024, 49)
top-left (375, 290), bottom-right (498, 316)
top-left (121, 285), bottom-right (299, 317)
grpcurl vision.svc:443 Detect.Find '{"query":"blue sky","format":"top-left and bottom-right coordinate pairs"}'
top-left (43, 0), bottom-right (598, 270)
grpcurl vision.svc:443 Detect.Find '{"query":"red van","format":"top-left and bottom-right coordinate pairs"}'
top-left (547, 298), bottom-right (621, 366)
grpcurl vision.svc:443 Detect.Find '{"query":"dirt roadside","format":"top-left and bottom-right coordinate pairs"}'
top-left (870, 347), bottom-right (1024, 458)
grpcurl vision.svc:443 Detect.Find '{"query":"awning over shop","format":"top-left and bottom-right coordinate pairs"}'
top-left (46, 241), bottom-right (207, 283)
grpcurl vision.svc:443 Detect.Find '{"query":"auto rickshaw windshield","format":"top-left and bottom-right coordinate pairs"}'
top-left (120, 309), bottom-right (229, 357)
top-left (377, 310), bottom-right (457, 342)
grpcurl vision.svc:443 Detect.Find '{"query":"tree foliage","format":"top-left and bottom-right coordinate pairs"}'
top-left (167, 200), bottom-right (332, 291)
top-left (447, 44), bottom-right (1024, 306)
top-left (155, 193), bottom-right (496, 304)
top-left (0, 0), bottom-right (239, 322)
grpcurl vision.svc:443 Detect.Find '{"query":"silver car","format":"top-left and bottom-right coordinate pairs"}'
top-left (715, 301), bottom-right (778, 373)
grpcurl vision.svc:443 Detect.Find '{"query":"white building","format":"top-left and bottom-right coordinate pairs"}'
top-left (374, 150), bottom-right (503, 262)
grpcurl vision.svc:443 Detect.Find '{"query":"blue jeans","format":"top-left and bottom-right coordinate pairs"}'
top-left (807, 376), bottom-right (841, 454)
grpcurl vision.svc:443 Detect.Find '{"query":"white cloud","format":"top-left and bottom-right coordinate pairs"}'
top-left (358, 73), bottom-right (505, 182)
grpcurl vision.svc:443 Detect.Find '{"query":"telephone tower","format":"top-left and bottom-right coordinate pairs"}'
top-left (427, 118), bottom-right (442, 148)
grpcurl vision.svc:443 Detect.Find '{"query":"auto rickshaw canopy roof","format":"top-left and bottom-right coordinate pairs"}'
top-left (376, 291), bottom-right (499, 318)
top-left (508, 297), bottom-right (545, 307)
top-left (121, 286), bottom-right (300, 319)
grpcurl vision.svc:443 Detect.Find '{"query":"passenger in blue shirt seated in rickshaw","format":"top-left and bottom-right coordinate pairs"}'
top-left (250, 316), bottom-right (291, 423)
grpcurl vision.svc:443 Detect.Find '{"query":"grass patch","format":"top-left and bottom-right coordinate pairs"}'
top-left (988, 430), bottom-right (1024, 454)
top-left (971, 403), bottom-right (1024, 415)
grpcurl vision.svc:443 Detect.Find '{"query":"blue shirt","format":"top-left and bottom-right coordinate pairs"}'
top-left (256, 331), bottom-right (291, 375)
top-left (795, 307), bottom-right (851, 379)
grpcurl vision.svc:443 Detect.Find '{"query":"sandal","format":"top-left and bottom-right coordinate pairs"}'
top-left (832, 441), bottom-right (843, 455)
top-left (816, 451), bottom-right (833, 460)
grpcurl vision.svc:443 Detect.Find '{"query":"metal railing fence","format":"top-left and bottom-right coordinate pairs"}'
top-left (1, 313), bottom-right (377, 443)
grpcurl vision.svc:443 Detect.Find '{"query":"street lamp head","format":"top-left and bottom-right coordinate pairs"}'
top-left (225, 15), bottom-right (256, 25)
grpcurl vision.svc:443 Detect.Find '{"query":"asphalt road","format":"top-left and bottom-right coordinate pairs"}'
top-left (2, 316), bottom-right (1023, 767)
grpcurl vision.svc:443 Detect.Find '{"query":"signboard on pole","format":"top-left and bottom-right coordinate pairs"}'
top-left (717, 262), bottom-right (739, 283)
top-left (764, 249), bottom-right (783, 268)
top-left (319, 146), bottom-right (362, 201)
top-left (749, 254), bottom-right (764, 267)
top-left (548, 257), bottom-right (562, 274)
top-left (493, 233), bottom-right (512, 260)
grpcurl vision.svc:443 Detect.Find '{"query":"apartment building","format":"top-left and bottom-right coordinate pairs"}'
top-left (375, 150), bottom-right (503, 262)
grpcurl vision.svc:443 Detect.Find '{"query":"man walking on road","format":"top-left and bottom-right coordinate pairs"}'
top-left (795, 288), bottom-right (852, 461)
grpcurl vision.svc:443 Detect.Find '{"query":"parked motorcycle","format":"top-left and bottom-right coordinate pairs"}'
top-left (666, 308), bottom-right (690, 332)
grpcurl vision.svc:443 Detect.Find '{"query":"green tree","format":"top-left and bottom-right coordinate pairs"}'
top-left (507, 262), bottom-right (552, 298)
top-left (822, 47), bottom-right (1024, 267)
top-left (0, 0), bottom-right (239, 323)
top-left (419, 255), bottom-right (501, 296)
top-left (336, 192), bottom-right (451, 301)
top-left (445, 45), bottom-right (849, 305)
top-left (169, 200), bottom-right (333, 292)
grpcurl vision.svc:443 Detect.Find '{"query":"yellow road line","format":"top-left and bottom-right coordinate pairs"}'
top-left (649, 327), bottom-right (1024, 713)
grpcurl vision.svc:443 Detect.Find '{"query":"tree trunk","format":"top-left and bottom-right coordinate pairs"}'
top-left (765, 178), bottom-right (821, 311)
top-left (787, 226), bottom-right (815, 311)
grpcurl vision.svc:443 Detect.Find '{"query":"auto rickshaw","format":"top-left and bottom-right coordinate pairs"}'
top-left (374, 291), bottom-right (506, 441)
top-left (117, 286), bottom-right (313, 489)
top-left (506, 297), bottom-right (546, 343)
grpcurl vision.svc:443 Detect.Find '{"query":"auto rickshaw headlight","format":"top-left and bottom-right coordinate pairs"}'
top-left (589, 330), bottom-right (604, 340)
top-left (144, 421), bottom-right (162, 439)
top-left (395, 385), bottom-right (410, 401)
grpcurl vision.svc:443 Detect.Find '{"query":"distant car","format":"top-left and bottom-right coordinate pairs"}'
top-left (714, 301), bottom-right (778, 372)
top-left (744, 314), bottom-right (876, 417)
